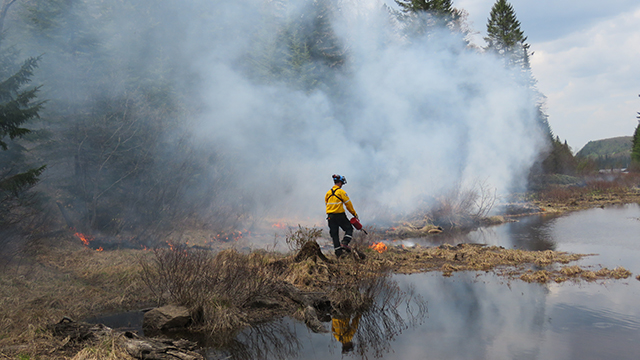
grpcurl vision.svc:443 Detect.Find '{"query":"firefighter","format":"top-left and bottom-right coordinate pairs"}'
top-left (331, 313), bottom-right (361, 354)
top-left (325, 174), bottom-right (358, 257)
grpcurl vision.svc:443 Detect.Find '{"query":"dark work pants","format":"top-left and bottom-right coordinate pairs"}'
top-left (327, 212), bottom-right (353, 248)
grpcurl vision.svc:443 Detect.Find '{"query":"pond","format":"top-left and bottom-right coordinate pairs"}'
top-left (90, 204), bottom-right (640, 359)
top-left (205, 204), bottom-right (640, 360)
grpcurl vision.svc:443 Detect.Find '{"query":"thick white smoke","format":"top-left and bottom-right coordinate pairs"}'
top-left (188, 0), bottom-right (545, 226)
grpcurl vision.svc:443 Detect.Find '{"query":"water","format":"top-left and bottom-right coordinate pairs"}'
top-left (91, 204), bottom-right (640, 359)
top-left (207, 204), bottom-right (640, 360)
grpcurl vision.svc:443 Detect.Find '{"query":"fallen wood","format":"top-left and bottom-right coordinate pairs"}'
top-left (122, 331), bottom-right (203, 360)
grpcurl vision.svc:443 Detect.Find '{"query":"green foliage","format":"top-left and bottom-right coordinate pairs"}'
top-left (485, 0), bottom-right (530, 69)
top-left (395, 0), bottom-right (456, 17)
top-left (0, 56), bottom-right (44, 150)
top-left (632, 96), bottom-right (640, 166)
top-left (394, 0), bottom-right (467, 37)
top-left (541, 137), bottom-right (577, 175)
top-left (576, 136), bottom-right (632, 170)
top-left (248, 0), bottom-right (345, 92)
top-left (577, 136), bottom-right (632, 158)
top-left (0, 54), bottom-right (46, 226)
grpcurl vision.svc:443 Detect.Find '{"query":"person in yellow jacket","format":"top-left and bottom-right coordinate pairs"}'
top-left (332, 313), bottom-right (361, 353)
top-left (325, 174), bottom-right (358, 257)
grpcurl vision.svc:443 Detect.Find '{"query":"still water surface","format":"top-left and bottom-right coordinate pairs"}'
top-left (207, 204), bottom-right (640, 360)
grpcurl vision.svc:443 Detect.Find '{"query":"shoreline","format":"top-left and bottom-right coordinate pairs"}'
top-left (2, 191), bottom-right (640, 359)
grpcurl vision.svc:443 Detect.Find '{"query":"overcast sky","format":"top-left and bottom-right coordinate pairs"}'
top-left (456, 0), bottom-right (640, 152)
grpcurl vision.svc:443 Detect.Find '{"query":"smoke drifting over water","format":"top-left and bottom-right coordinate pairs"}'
top-left (188, 0), bottom-right (545, 224)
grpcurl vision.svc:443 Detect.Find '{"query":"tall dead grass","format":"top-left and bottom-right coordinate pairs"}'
top-left (419, 180), bottom-right (496, 229)
top-left (140, 244), bottom-right (282, 335)
top-left (285, 225), bottom-right (322, 252)
top-left (538, 173), bottom-right (640, 203)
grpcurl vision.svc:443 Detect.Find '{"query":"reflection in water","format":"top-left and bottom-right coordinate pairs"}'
top-left (205, 320), bottom-right (301, 360)
top-left (332, 313), bottom-right (360, 353)
top-left (205, 276), bottom-right (426, 360)
top-left (209, 205), bottom-right (640, 359)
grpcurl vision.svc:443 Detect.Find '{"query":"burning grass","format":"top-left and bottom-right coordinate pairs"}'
top-left (0, 235), bottom-right (154, 360)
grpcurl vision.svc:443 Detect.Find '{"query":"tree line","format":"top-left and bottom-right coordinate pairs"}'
top-left (0, 0), bottom-right (578, 251)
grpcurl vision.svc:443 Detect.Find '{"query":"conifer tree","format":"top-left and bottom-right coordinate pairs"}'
top-left (0, 56), bottom-right (46, 198)
top-left (0, 54), bottom-right (46, 229)
top-left (631, 95), bottom-right (640, 165)
top-left (396, 0), bottom-right (456, 18)
top-left (485, 0), bottom-right (530, 68)
top-left (395, 0), bottom-right (462, 31)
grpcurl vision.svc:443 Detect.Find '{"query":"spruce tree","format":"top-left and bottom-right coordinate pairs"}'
top-left (396, 0), bottom-right (456, 17)
top-left (631, 95), bottom-right (640, 165)
top-left (0, 54), bottom-right (46, 230)
top-left (485, 0), bottom-right (530, 68)
top-left (0, 56), bottom-right (46, 197)
top-left (395, 0), bottom-right (461, 31)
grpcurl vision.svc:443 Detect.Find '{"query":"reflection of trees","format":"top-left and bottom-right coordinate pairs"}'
top-left (507, 216), bottom-right (558, 251)
top-left (205, 276), bottom-right (427, 360)
top-left (423, 274), bottom-right (549, 360)
top-left (350, 281), bottom-right (426, 359)
top-left (204, 319), bottom-right (301, 360)
top-left (429, 214), bottom-right (561, 251)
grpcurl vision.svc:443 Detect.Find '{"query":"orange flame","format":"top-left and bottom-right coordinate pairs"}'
top-left (272, 222), bottom-right (287, 229)
top-left (370, 242), bottom-right (388, 253)
top-left (74, 232), bottom-right (93, 246)
top-left (96, 247), bottom-right (104, 252)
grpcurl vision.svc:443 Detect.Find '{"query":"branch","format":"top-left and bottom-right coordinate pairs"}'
top-left (0, 0), bottom-right (19, 37)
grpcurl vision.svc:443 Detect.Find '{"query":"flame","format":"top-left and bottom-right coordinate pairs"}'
top-left (214, 229), bottom-right (249, 242)
top-left (370, 242), bottom-right (388, 253)
top-left (272, 222), bottom-right (287, 229)
top-left (74, 232), bottom-right (93, 247)
top-left (96, 247), bottom-right (104, 252)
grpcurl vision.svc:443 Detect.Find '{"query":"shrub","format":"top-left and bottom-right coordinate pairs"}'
top-left (284, 225), bottom-right (322, 252)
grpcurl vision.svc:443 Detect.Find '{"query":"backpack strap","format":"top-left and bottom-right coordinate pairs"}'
top-left (328, 188), bottom-right (344, 203)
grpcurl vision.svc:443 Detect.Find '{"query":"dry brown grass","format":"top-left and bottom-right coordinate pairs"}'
top-left (140, 244), bottom-right (288, 338)
top-left (536, 174), bottom-right (640, 209)
top-left (0, 234), bottom-right (152, 359)
top-left (0, 227), bottom-right (634, 359)
top-left (284, 225), bottom-right (323, 252)
top-left (357, 243), bottom-right (633, 284)
top-left (0, 249), bottom-right (152, 335)
top-left (369, 243), bottom-right (584, 275)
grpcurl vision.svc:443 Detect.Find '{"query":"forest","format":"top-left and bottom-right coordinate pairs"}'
top-left (0, 0), bottom-right (579, 256)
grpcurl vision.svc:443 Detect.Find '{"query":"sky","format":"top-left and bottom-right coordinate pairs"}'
top-left (455, 0), bottom-right (640, 152)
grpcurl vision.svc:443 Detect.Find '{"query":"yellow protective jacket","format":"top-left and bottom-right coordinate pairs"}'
top-left (325, 185), bottom-right (357, 217)
top-left (332, 314), bottom-right (361, 344)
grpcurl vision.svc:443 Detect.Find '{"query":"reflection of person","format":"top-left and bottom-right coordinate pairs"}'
top-left (332, 313), bottom-right (361, 354)
top-left (325, 174), bottom-right (358, 257)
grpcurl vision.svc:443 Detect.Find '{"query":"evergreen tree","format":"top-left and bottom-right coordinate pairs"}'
top-left (395, 0), bottom-right (462, 32)
top-left (631, 95), bottom-right (640, 165)
top-left (248, 0), bottom-right (346, 91)
top-left (485, 0), bottom-right (530, 69)
top-left (0, 54), bottom-right (46, 228)
top-left (396, 0), bottom-right (456, 18)
top-left (0, 56), bottom-right (45, 196)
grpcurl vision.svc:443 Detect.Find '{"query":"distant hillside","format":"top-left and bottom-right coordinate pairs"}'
top-left (576, 136), bottom-right (632, 169)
